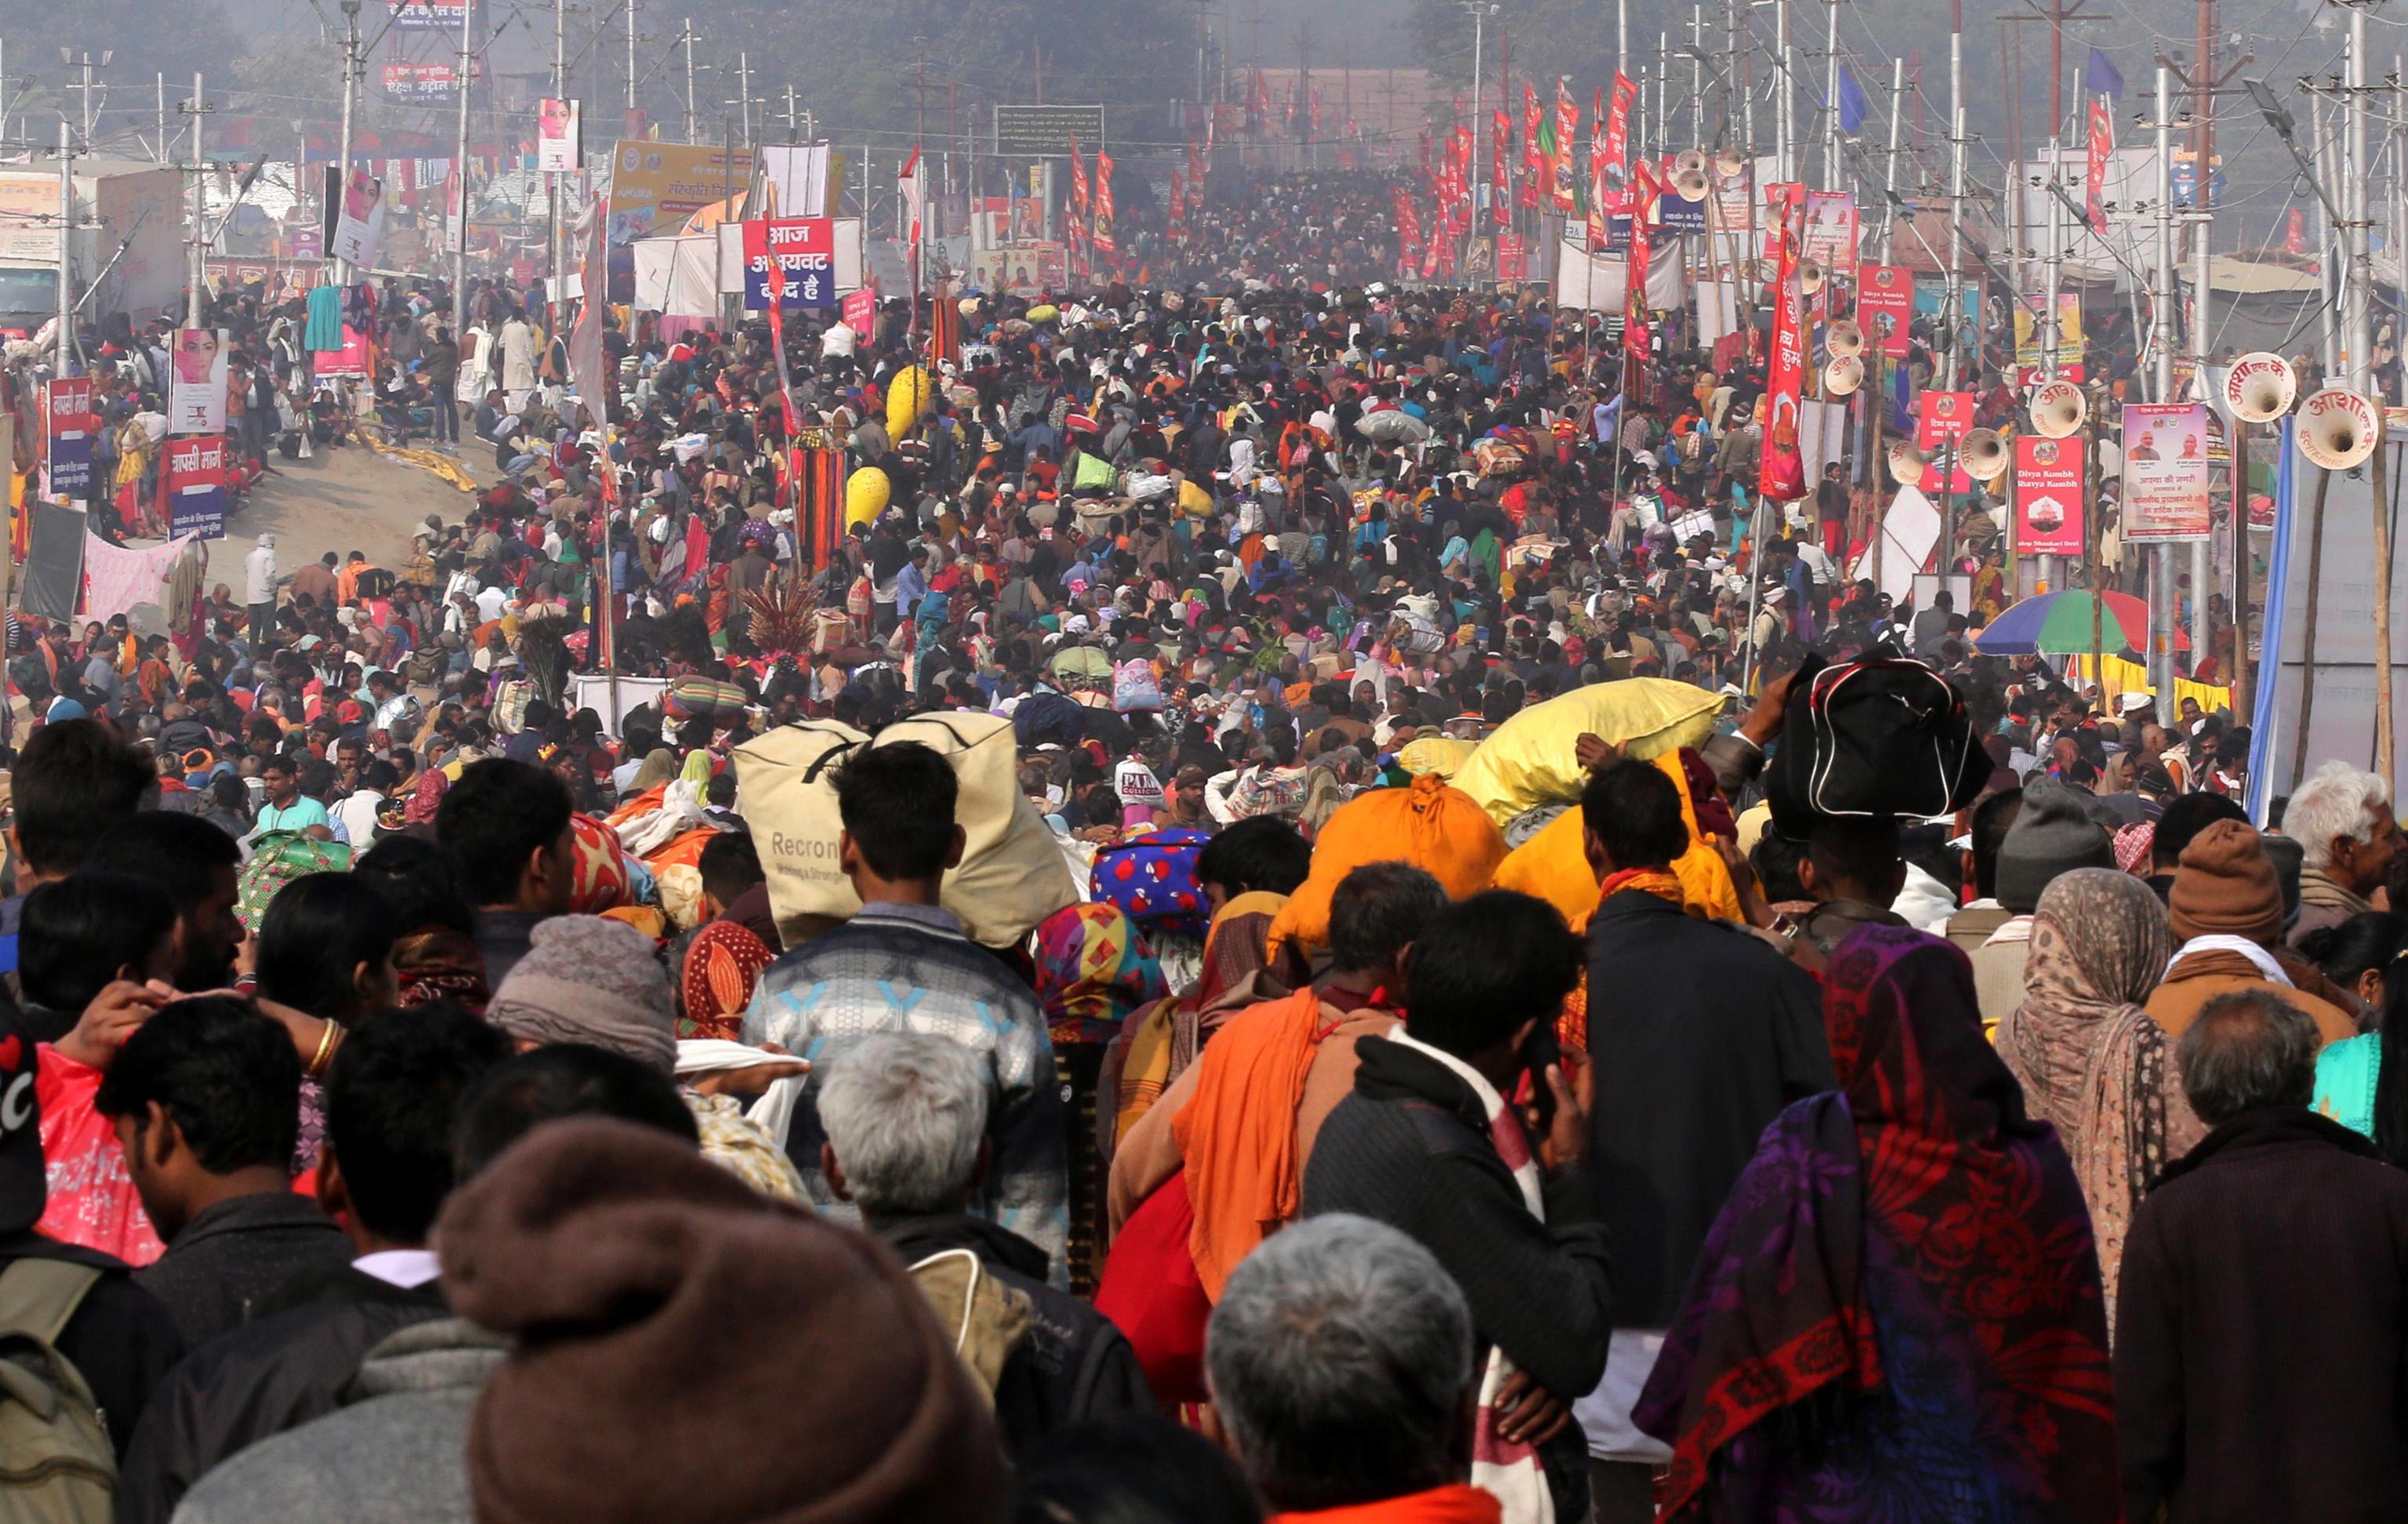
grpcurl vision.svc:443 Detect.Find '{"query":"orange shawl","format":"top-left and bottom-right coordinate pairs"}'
top-left (1170, 987), bottom-right (1332, 1301)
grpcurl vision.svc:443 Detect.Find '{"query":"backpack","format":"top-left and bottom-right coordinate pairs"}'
top-left (1764, 652), bottom-right (1990, 837)
top-left (0, 1258), bottom-right (116, 1523)
top-left (907, 1250), bottom-right (1032, 1402)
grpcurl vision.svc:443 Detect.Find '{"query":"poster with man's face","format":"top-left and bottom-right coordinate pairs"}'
top-left (169, 328), bottom-right (228, 436)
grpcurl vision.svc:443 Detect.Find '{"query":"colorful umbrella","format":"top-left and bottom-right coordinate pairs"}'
top-left (1974, 590), bottom-right (2184, 655)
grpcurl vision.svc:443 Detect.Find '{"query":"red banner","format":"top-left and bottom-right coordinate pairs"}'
top-left (1915, 390), bottom-right (1977, 448)
top-left (2285, 207), bottom-right (2306, 257)
top-left (2014, 434), bottom-right (2087, 557)
top-left (1759, 190), bottom-right (1808, 503)
top-left (1092, 150), bottom-right (1117, 255)
top-left (1394, 187), bottom-right (1423, 271)
top-left (1497, 232), bottom-right (1526, 281)
top-left (1067, 136), bottom-right (1090, 262)
top-left (1858, 264), bottom-right (1916, 357)
top-left (1605, 72), bottom-right (1635, 183)
top-left (2084, 98), bottom-right (2111, 233)
top-left (1626, 164), bottom-right (1658, 333)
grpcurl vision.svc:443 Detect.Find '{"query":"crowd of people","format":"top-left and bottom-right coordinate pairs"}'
top-left (0, 161), bottom-right (2394, 1523)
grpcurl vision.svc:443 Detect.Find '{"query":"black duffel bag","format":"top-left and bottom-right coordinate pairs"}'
top-left (1764, 649), bottom-right (1990, 836)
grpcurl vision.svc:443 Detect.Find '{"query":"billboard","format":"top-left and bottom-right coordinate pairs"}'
top-left (994, 104), bottom-right (1106, 158)
top-left (538, 98), bottom-right (582, 172)
top-left (2120, 402), bottom-right (2214, 542)
top-left (162, 435), bottom-right (228, 539)
top-left (380, 61), bottom-right (473, 100)
top-left (169, 328), bottom-right (228, 436)
top-left (741, 218), bottom-right (836, 310)
top-left (605, 141), bottom-right (753, 244)
top-left (42, 377), bottom-right (93, 500)
top-left (2013, 434), bottom-right (2086, 557)
top-left (968, 242), bottom-right (1068, 296)
top-left (390, 0), bottom-right (471, 28)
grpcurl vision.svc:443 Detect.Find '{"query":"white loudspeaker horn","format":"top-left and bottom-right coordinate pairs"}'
top-left (1823, 354), bottom-right (1865, 395)
top-left (1825, 318), bottom-right (1865, 359)
top-left (2224, 351), bottom-right (2298, 423)
top-left (2030, 378), bottom-right (2087, 439)
top-left (1960, 427), bottom-right (2009, 481)
top-left (1671, 160), bottom-right (1712, 198)
top-left (1887, 441), bottom-right (1928, 488)
top-left (2297, 386), bottom-right (2383, 471)
top-left (1798, 258), bottom-right (1827, 296)
top-left (1714, 146), bottom-right (1749, 176)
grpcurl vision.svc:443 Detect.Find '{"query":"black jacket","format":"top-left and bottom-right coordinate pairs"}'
top-left (1302, 1036), bottom-right (1614, 1522)
top-left (1586, 890), bottom-right (1833, 1326)
top-left (2116, 1108), bottom-right (2408, 1523)
top-left (871, 1211), bottom-right (1152, 1458)
top-left (114, 1266), bottom-right (448, 1524)
top-left (132, 1192), bottom-right (356, 1352)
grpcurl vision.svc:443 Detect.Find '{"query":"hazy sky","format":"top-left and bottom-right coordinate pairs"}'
top-left (1213, 0), bottom-right (1418, 71)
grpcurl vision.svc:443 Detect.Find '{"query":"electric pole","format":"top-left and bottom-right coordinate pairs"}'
top-left (680, 17), bottom-right (700, 143)
top-left (335, 0), bottom-right (363, 287)
top-left (183, 74), bottom-right (207, 328)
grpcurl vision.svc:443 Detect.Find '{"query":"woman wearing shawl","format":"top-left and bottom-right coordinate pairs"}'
top-left (1636, 927), bottom-right (2120, 1522)
top-left (1035, 902), bottom-right (1170, 1295)
top-left (1996, 869), bottom-right (2200, 1323)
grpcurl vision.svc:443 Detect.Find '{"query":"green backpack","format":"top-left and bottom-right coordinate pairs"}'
top-left (0, 1259), bottom-right (114, 1522)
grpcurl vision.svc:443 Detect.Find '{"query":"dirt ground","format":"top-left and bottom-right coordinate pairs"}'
top-left (204, 439), bottom-right (487, 586)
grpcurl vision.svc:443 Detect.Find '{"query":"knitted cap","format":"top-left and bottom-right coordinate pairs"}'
top-left (486, 915), bottom-right (675, 1075)
top-left (1996, 777), bottom-right (2116, 913)
top-left (438, 1119), bottom-right (1006, 1524)
top-left (2169, 819), bottom-right (2286, 945)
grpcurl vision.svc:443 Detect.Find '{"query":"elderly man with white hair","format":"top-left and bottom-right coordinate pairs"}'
top-left (817, 1031), bottom-right (1151, 1456)
top-left (1208, 1214), bottom-right (1494, 1522)
top-left (2286, 760), bottom-right (2403, 946)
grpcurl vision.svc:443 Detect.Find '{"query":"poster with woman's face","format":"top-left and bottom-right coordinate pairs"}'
top-left (169, 328), bottom-right (228, 436)
top-left (329, 169), bottom-right (386, 270)
top-left (537, 98), bottom-right (582, 173)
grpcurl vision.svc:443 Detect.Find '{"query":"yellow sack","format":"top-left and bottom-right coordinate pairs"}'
top-left (1028, 303), bottom-right (1060, 324)
top-left (1177, 477), bottom-right (1213, 517)
top-left (1489, 752), bottom-right (1741, 932)
top-left (734, 713), bottom-right (1079, 949)
top-left (886, 365), bottom-right (933, 437)
top-left (1268, 774), bottom-right (1506, 955)
top-left (845, 466), bottom-right (891, 528)
top-left (1395, 735), bottom-right (1477, 779)
top-left (1453, 678), bottom-right (1727, 826)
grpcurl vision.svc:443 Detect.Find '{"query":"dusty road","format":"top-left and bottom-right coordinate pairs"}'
top-left (207, 438), bottom-right (487, 579)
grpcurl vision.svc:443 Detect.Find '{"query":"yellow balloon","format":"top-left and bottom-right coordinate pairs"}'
top-left (844, 467), bottom-right (891, 528)
top-left (885, 365), bottom-right (931, 438)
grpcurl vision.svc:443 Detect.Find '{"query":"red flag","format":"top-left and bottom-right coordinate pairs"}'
top-left (1626, 163), bottom-right (1658, 340)
top-left (2083, 97), bottom-right (2112, 233)
top-left (1393, 185), bottom-right (1423, 270)
top-left (1760, 187), bottom-right (1809, 503)
top-left (2286, 206), bottom-right (2307, 257)
top-left (1092, 149), bottom-right (1117, 254)
top-left (1552, 78), bottom-right (1579, 212)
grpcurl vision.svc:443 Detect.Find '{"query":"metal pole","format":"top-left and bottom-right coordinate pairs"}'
top-left (2043, 134), bottom-right (2062, 381)
top-left (1820, 0), bottom-right (1839, 189)
top-left (627, 0), bottom-right (639, 117)
top-left (1690, 5), bottom-right (1705, 149)
top-left (55, 123), bottom-right (73, 378)
top-left (2156, 67), bottom-right (2181, 705)
top-left (684, 18), bottom-right (698, 143)
top-left (335, 0), bottom-right (360, 288)
top-left (2314, 96), bottom-right (2341, 376)
top-left (553, 0), bottom-right (568, 344)
top-left (156, 73), bottom-right (165, 165)
top-left (1879, 57), bottom-right (1902, 263)
top-left (452, 0), bottom-right (473, 338)
top-left (187, 74), bottom-right (204, 328)
top-left (1775, 0), bottom-right (1793, 183)
top-left (2348, 5), bottom-right (2373, 394)
top-left (1467, 3), bottom-right (1482, 259)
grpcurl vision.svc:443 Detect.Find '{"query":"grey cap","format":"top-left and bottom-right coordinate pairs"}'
top-left (1996, 775), bottom-right (2116, 913)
